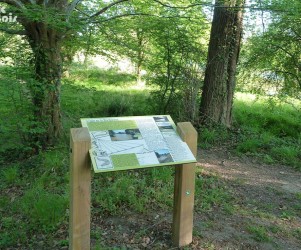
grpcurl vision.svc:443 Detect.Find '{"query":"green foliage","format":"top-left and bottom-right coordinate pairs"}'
top-left (195, 169), bottom-right (233, 212)
top-left (271, 146), bottom-right (300, 167)
top-left (293, 228), bottom-right (301, 239)
top-left (21, 186), bottom-right (67, 232)
top-left (247, 225), bottom-right (271, 242)
top-left (239, 0), bottom-right (301, 99)
top-left (0, 144), bottom-right (69, 248)
top-left (145, 15), bottom-right (208, 121)
top-left (1, 64), bottom-right (301, 248)
top-left (0, 37), bottom-right (47, 156)
top-left (0, 216), bottom-right (26, 248)
top-left (93, 167), bottom-right (174, 215)
top-left (199, 126), bottom-right (229, 148)
top-left (92, 4), bottom-right (209, 121)
top-left (263, 154), bottom-right (275, 164)
top-left (106, 98), bottom-right (132, 117)
top-left (233, 93), bottom-right (301, 169)
top-left (62, 66), bottom-right (152, 123)
top-left (200, 128), bottom-right (218, 145)
top-left (2, 165), bottom-right (18, 185)
top-left (69, 66), bottom-right (136, 86)
top-left (236, 138), bottom-right (262, 154)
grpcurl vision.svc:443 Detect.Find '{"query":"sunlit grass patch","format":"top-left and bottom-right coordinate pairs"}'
top-left (196, 92), bottom-right (300, 169)
top-left (69, 66), bottom-right (137, 86)
top-left (61, 67), bottom-right (153, 132)
top-left (233, 92), bottom-right (301, 169)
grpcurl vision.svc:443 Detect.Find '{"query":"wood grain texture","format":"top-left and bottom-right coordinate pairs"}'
top-left (172, 122), bottom-right (198, 247)
top-left (69, 128), bottom-right (91, 250)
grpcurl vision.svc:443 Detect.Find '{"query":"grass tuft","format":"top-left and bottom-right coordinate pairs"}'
top-left (21, 186), bottom-right (68, 232)
top-left (247, 225), bottom-right (271, 242)
top-left (2, 165), bottom-right (19, 185)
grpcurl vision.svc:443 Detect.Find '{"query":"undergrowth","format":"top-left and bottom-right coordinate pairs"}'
top-left (199, 93), bottom-right (301, 170)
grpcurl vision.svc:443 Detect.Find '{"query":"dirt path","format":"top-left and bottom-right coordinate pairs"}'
top-left (92, 147), bottom-right (301, 249)
top-left (199, 148), bottom-right (301, 196)
top-left (194, 147), bottom-right (301, 250)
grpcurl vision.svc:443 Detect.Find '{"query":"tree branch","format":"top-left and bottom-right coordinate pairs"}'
top-left (271, 43), bottom-right (296, 60)
top-left (291, 28), bottom-right (301, 41)
top-left (0, 27), bottom-right (27, 35)
top-left (92, 13), bottom-right (152, 23)
top-left (92, 13), bottom-right (197, 23)
top-left (67, 0), bottom-right (83, 15)
top-left (74, 6), bottom-right (90, 18)
top-left (275, 69), bottom-right (301, 89)
top-left (89, 0), bottom-right (129, 19)
top-left (275, 70), bottom-right (299, 79)
top-left (152, 0), bottom-right (210, 9)
top-left (152, 0), bottom-right (279, 11)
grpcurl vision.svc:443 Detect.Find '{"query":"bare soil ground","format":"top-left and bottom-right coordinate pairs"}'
top-left (92, 147), bottom-right (301, 249)
top-left (195, 147), bottom-right (301, 250)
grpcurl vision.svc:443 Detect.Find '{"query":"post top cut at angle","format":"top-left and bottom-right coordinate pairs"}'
top-left (81, 115), bottom-right (197, 173)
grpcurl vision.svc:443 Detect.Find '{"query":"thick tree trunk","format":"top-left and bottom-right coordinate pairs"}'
top-left (199, 0), bottom-right (244, 127)
top-left (25, 22), bottom-right (63, 148)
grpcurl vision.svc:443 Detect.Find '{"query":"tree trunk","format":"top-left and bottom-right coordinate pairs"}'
top-left (199, 0), bottom-right (244, 127)
top-left (25, 22), bottom-right (63, 148)
top-left (83, 28), bottom-right (93, 68)
top-left (136, 29), bottom-right (145, 84)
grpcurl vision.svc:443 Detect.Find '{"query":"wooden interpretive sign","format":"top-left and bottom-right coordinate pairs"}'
top-left (81, 115), bottom-right (196, 173)
top-left (70, 116), bottom-right (198, 249)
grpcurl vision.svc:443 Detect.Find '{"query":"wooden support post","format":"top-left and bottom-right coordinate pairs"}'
top-left (69, 128), bottom-right (91, 250)
top-left (172, 122), bottom-right (198, 247)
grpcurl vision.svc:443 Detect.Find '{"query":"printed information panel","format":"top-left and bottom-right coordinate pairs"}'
top-left (81, 115), bottom-right (196, 173)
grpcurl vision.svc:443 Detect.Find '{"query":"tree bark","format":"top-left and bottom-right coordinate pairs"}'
top-left (199, 0), bottom-right (244, 127)
top-left (24, 21), bottom-right (63, 148)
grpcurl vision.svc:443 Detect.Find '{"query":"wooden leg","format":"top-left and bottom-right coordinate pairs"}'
top-left (172, 122), bottom-right (198, 247)
top-left (69, 128), bottom-right (91, 250)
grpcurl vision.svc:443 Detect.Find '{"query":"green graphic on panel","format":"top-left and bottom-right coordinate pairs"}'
top-left (87, 120), bottom-right (137, 131)
top-left (111, 154), bottom-right (139, 168)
